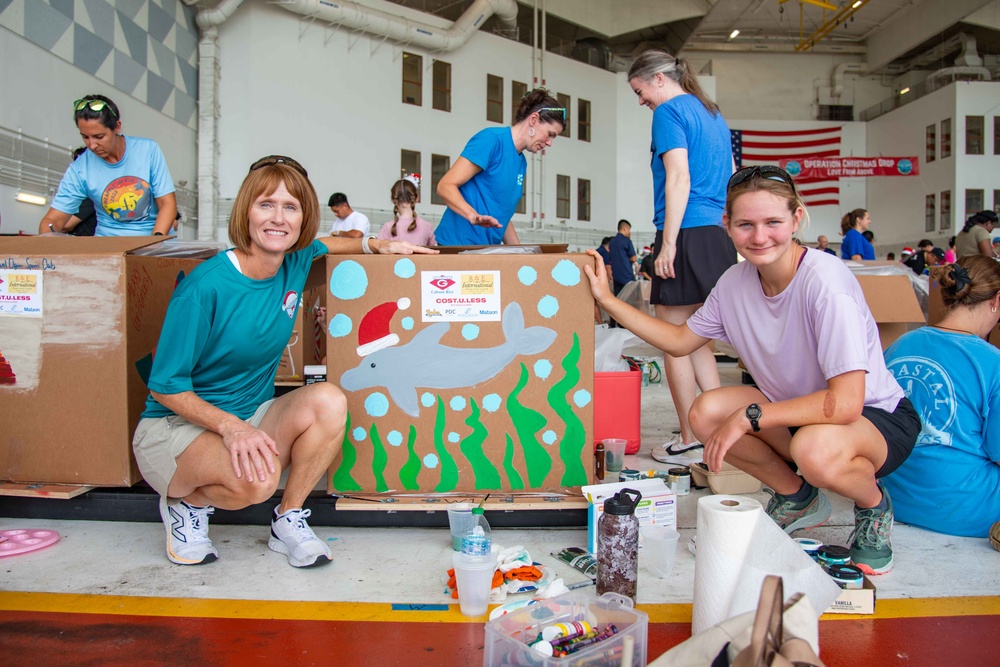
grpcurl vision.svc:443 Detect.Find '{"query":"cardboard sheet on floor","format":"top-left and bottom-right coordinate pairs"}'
top-left (323, 251), bottom-right (594, 494)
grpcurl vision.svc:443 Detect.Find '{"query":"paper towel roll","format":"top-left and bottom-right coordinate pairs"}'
top-left (692, 494), bottom-right (842, 634)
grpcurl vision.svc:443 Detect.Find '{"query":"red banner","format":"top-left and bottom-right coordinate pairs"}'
top-left (780, 157), bottom-right (919, 179)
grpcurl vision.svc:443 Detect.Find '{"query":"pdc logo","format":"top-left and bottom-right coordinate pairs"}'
top-left (429, 276), bottom-right (455, 290)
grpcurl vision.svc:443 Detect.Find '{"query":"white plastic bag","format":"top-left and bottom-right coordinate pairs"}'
top-left (594, 325), bottom-right (638, 372)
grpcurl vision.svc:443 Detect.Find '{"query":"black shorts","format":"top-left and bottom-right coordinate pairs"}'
top-left (650, 226), bottom-right (737, 307)
top-left (787, 397), bottom-right (920, 478)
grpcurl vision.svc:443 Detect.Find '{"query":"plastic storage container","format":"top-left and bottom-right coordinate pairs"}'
top-left (689, 461), bottom-right (762, 494)
top-left (483, 591), bottom-right (647, 667)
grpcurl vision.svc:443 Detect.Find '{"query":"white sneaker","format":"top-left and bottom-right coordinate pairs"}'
top-left (160, 496), bottom-right (218, 565)
top-left (651, 434), bottom-right (704, 464)
top-left (268, 508), bottom-right (332, 568)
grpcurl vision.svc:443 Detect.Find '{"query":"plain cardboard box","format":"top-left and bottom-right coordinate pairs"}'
top-left (0, 237), bottom-right (215, 486)
top-left (275, 286), bottom-right (327, 381)
top-left (825, 574), bottom-right (876, 615)
top-left (854, 274), bottom-right (925, 349)
top-left (581, 478), bottom-right (677, 554)
top-left (323, 250), bottom-right (594, 494)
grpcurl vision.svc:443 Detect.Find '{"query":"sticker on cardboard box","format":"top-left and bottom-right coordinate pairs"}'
top-left (0, 270), bottom-right (43, 318)
top-left (421, 270), bottom-right (501, 322)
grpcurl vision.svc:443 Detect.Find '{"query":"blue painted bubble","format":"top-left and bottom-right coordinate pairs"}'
top-left (401, 316), bottom-right (414, 330)
top-left (573, 389), bottom-right (592, 408)
top-left (462, 324), bottom-right (480, 341)
top-left (364, 392), bottom-right (389, 417)
top-left (450, 396), bottom-right (467, 411)
top-left (542, 430), bottom-right (558, 445)
top-left (483, 394), bottom-right (502, 413)
top-left (387, 430), bottom-right (403, 447)
top-left (534, 359), bottom-right (553, 380)
top-left (329, 313), bottom-right (352, 338)
top-left (352, 427), bottom-right (366, 442)
top-left (518, 266), bottom-right (537, 286)
top-left (394, 258), bottom-right (416, 278)
top-left (330, 260), bottom-right (368, 300)
top-left (448, 432), bottom-right (460, 443)
top-left (423, 453), bottom-right (439, 469)
top-left (537, 295), bottom-right (559, 319)
top-left (421, 392), bottom-right (436, 408)
top-left (552, 259), bottom-right (581, 286)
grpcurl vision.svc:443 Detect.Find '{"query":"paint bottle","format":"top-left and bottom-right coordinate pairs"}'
top-left (816, 544), bottom-right (851, 567)
top-left (825, 563), bottom-right (864, 589)
top-left (595, 442), bottom-right (606, 481)
top-left (597, 488), bottom-right (642, 603)
top-left (460, 507), bottom-right (491, 556)
top-left (794, 537), bottom-right (823, 561)
top-left (667, 467), bottom-right (691, 496)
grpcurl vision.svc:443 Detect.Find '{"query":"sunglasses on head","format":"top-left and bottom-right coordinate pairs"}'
top-left (73, 98), bottom-right (118, 120)
top-left (727, 165), bottom-right (797, 195)
top-left (537, 107), bottom-right (566, 121)
top-left (248, 155), bottom-right (309, 178)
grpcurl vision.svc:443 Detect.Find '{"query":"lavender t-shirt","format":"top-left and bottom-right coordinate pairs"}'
top-left (687, 249), bottom-right (903, 412)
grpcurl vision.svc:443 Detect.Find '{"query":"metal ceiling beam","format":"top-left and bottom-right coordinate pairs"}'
top-left (795, 0), bottom-right (870, 52)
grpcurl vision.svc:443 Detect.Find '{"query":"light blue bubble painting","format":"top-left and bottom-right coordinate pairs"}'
top-left (421, 392), bottom-right (436, 407)
top-left (461, 323), bottom-right (480, 340)
top-left (330, 260), bottom-right (368, 300)
top-left (423, 453), bottom-right (440, 469)
top-left (448, 432), bottom-right (460, 443)
top-left (387, 430), bottom-right (404, 447)
top-left (573, 389), bottom-right (592, 408)
top-left (450, 396), bottom-right (467, 411)
top-left (329, 313), bottom-right (352, 338)
top-left (394, 258), bottom-right (416, 278)
top-left (483, 393), bottom-right (502, 413)
top-left (364, 392), bottom-right (389, 417)
top-left (518, 266), bottom-right (537, 286)
top-left (542, 430), bottom-right (558, 445)
top-left (552, 259), bottom-right (581, 286)
top-left (352, 427), bottom-right (366, 442)
top-left (401, 316), bottom-right (414, 330)
top-left (537, 295), bottom-right (559, 319)
top-left (534, 359), bottom-right (552, 380)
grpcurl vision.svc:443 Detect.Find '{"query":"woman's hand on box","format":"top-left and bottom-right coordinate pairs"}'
top-left (583, 249), bottom-right (613, 304)
top-left (220, 420), bottom-right (279, 482)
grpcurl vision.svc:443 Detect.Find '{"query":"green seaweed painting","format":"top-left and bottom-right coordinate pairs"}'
top-left (550, 333), bottom-right (587, 486)
top-left (460, 398), bottom-right (502, 490)
top-left (369, 424), bottom-right (389, 493)
top-left (508, 363), bottom-right (551, 487)
top-left (398, 425), bottom-right (421, 490)
top-left (503, 433), bottom-right (525, 489)
top-left (434, 396), bottom-right (460, 492)
top-left (332, 412), bottom-right (362, 491)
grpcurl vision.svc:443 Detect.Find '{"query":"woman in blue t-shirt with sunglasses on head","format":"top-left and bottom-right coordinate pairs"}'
top-left (40, 94), bottom-right (177, 237)
top-left (434, 88), bottom-right (565, 246)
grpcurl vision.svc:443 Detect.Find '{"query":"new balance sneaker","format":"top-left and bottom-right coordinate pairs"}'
top-left (849, 483), bottom-right (894, 575)
top-left (651, 434), bottom-right (704, 463)
top-left (159, 496), bottom-right (218, 565)
top-left (764, 484), bottom-right (832, 534)
top-left (268, 507), bottom-right (332, 568)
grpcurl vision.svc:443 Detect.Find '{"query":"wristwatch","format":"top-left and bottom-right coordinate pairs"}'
top-left (746, 403), bottom-right (762, 433)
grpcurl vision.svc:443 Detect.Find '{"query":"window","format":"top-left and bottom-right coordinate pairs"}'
top-left (401, 150), bottom-right (421, 196)
top-left (556, 174), bottom-right (571, 219)
top-left (940, 118), bottom-right (951, 158)
top-left (995, 117), bottom-right (1000, 155)
top-left (940, 190), bottom-right (951, 231)
top-left (577, 178), bottom-right (591, 222)
top-left (486, 74), bottom-right (504, 124)
top-left (995, 189), bottom-right (1000, 213)
top-left (578, 99), bottom-right (591, 143)
top-left (966, 189), bottom-right (985, 221)
top-left (557, 93), bottom-right (571, 138)
top-left (430, 154), bottom-right (450, 205)
top-left (402, 52), bottom-right (422, 106)
top-left (966, 116), bottom-right (984, 155)
top-left (925, 124), bottom-right (935, 163)
top-left (511, 81), bottom-right (527, 124)
top-left (924, 194), bottom-right (935, 233)
top-left (432, 60), bottom-right (451, 112)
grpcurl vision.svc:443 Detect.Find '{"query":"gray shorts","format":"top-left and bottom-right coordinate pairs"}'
top-left (132, 400), bottom-right (275, 497)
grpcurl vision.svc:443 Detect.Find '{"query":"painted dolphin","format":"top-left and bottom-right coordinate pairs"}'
top-left (340, 302), bottom-right (556, 417)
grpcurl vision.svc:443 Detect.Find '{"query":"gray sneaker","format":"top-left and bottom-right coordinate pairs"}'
top-left (848, 482), bottom-right (894, 575)
top-left (764, 485), bottom-right (832, 534)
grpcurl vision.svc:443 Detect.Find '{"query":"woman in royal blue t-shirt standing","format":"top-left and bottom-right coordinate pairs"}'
top-left (840, 208), bottom-right (876, 260)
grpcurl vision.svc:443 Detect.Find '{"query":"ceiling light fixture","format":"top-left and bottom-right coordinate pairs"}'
top-left (899, 87), bottom-right (911, 95)
top-left (729, 29), bottom-right (740, 39)
top-left (15, 192), bottom-right (47, 206)
top-left (852, 0), bottom-right (862, 7)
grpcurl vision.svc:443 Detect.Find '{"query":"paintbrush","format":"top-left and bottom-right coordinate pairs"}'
top-left (478, 493), bottom-right (490, 509)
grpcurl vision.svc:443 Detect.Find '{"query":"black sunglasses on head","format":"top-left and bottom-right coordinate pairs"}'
top-left (248, 155), bottom-right (308, 178)
top-left (727, 165), bottom-right (797, 195)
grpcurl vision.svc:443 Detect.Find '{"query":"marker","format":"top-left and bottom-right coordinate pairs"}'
top-left (48, 224), bottom-right (55, 232)
top-left (566, 579), bottom-right (595, 590)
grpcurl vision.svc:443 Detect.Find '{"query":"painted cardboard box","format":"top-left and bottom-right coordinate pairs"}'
top-left (324, 251), bottom-right (595, 494)
top-left (0, 237), bottom-right (217, 486)
top-left (275, 286), bottom-right (327, 382)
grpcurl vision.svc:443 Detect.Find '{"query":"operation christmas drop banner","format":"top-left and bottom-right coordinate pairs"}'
top-left (324, 252), bottom-right (595, 494)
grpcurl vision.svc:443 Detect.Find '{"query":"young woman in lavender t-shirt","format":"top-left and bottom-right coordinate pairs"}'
top-left (585, 165), bottom-right (920, 575)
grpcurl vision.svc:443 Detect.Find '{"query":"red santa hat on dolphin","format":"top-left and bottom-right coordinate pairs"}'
top-left (356, 298), bottom-right (410, 357)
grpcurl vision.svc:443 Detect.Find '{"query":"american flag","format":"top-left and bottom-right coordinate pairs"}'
top-left (731, 127), bottom-right (842, 208)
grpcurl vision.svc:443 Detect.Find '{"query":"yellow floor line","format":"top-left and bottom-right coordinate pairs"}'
top-left (2, 592), bottom-right (998, 624)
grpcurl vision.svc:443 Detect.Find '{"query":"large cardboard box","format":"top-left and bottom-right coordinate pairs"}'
top-left (581, 478), bottom-right (677, 554)
top-left (275, 286), bottom-right (327, 381)
top-left (0, 237), bottom-right (214, 486)
top-left (854, 274), bottom-right (924, 349)
top-left (324, 251), bottom-right (594, 494)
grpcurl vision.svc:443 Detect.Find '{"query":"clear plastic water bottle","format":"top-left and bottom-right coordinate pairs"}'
top-left (461, 507), bottom-right (492, 556)
top-left (641, 362), bottom-right (650, 387)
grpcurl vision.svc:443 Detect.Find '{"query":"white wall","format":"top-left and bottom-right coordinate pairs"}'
top-left (0, 30), bottom-right (197, 235)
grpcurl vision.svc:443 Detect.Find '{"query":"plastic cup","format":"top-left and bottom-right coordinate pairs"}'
top-left (452, 551), bottom-right (498, 617)
top-left (447, 503), bottom-right (473, 551)
top-left (602, 438), bottom-right (627, 474)
top-left (641, 525), bottom-right (680, 578)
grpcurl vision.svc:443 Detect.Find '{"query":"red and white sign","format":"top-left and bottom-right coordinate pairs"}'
top-left (781, 157), bottom-right (919, 179)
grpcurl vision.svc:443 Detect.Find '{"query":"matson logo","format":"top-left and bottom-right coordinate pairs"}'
top-left (429, 276), bottom-right (455, 290)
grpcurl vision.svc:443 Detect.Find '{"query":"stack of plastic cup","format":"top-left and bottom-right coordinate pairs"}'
top-left (640, 525), bottom-right (680, 578)
top-left (452, 550), bottom-right (498, 616)
top-left (446, 503), bottom-right (473, 551)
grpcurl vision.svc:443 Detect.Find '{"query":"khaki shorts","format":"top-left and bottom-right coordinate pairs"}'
top-left (132, 400), bottom-right (275, 497)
